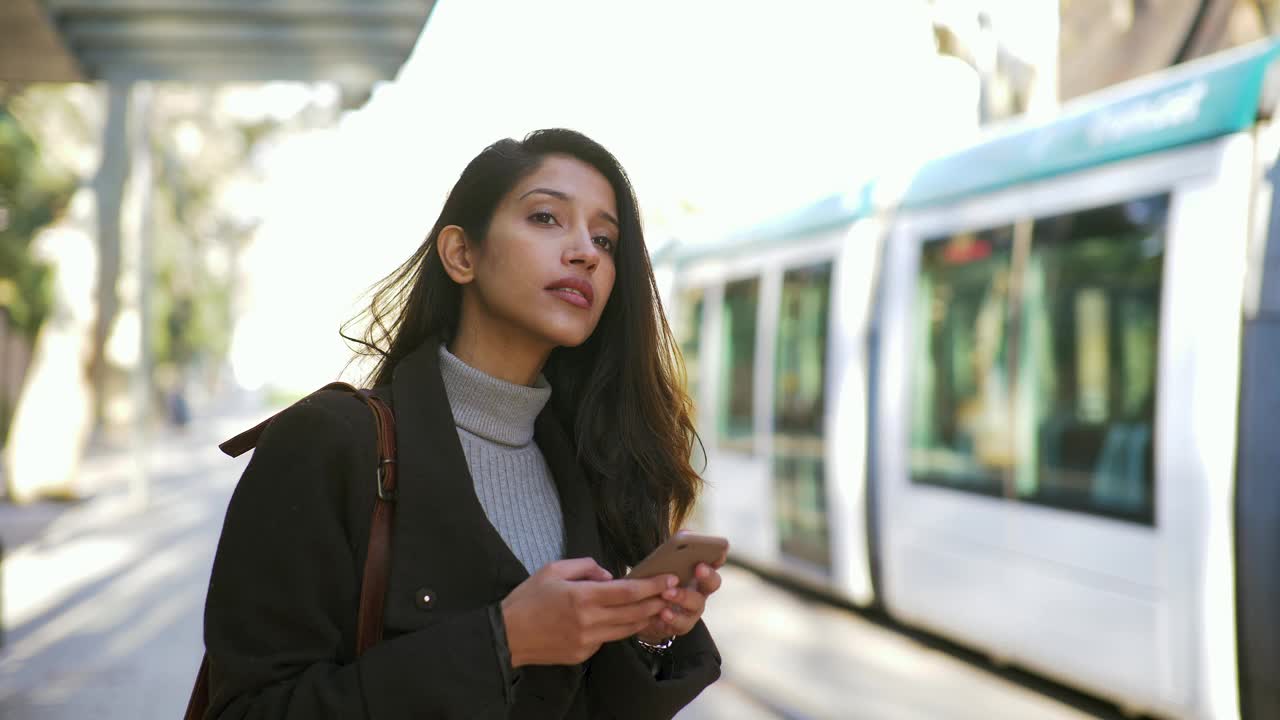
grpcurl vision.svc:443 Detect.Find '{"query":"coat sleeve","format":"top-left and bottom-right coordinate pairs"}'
top-left (583, 619), bottom-right (722, 719)
top-left (202, 400), bottom-right (512, 720)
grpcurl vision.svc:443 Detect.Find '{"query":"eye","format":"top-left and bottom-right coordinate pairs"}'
top-left (530, 211), bottom-right (557, 225)
top-left (593, 236), bottom-right (616, 253)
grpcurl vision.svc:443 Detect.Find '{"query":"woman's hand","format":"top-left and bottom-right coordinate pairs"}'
top-left (636, 549), bottom-right (727, 645)
top-left (501, 557), bottom-right (676, 668)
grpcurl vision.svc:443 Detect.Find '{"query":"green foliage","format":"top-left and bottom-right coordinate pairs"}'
top-left (0, 392), bottom-right (10, 452)
top-left (0, 106), bottom-right (75, 341)
top-left (144, 123), bottom-right (244, 377)
top-left (149, 257), bottom-right (234, 373)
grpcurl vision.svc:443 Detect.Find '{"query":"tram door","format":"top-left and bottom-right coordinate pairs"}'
top-left (772, 262), bottom-right (835, 573)
top-left (676, 287), bottom-right (709, 529)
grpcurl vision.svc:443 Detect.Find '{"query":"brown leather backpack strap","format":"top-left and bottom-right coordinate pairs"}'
top-left (218, 415), bottom-right (274, 458)
top-left (352, 388), bottom-right (397, 655)
top-left (307, 382), bottom-right (399, 654)
top-left (189, 383), bottom-right (399, 719)
top-left (218, 382), bottom-right (365, 458)
top-left (215, 380), bottom-right (399, 654)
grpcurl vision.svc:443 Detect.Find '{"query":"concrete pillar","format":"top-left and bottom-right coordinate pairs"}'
top-left (126, 84), bottom-right (154, 508)
top-left (90, 82), bottom-right (129, 429)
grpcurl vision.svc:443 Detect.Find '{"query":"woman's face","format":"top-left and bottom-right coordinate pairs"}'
top-left (468, 154), bottom-right (620, 350)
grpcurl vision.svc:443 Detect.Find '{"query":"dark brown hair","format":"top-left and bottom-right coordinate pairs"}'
top-left (343, 129), bottom-right (700, 566)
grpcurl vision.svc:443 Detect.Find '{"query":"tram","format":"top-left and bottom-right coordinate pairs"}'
top-left (661, 39), bottom-right (1280, 720)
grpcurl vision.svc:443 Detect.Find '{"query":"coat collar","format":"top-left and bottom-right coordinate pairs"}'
top-left (381, 339), bottom-right (605, 631)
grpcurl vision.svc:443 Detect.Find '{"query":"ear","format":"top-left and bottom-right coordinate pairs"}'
top-left (436, 225), bottom-right (476, 284)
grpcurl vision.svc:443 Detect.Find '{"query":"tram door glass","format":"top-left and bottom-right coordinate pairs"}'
top-left (677, 288), bottom-right (705, 410)
top-left (773, 262), bottom-right (833, 570)
top-left (1017, 194), bottom-right (1166, 524)
top-left (719, 277), bottom-right (759, 452)
top-left (911, 226), bottom-right (1016, 495)
top-left (677, 287), bottom-right (709, 528)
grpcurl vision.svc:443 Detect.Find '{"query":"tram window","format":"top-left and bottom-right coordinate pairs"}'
top-left (910, 226), bottom-right (1016, 496)
top-left (677, 287), bottom-right (710, 529)
top-left (677, 288), bottom-right (705, 404)
top-left (773, 262), bottom-right (833, 569)
top-left (1016, 194), bottom-right (1165, 524)
top-left (719, 277), bottom-right (759, 451)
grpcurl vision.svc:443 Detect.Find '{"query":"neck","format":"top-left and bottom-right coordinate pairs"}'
top-left (449, 305), bottom-right (550, 386)
top-left (437, 344), bottom-right (550, 447)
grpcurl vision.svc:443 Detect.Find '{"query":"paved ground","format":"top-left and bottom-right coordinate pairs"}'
top-left (0, 403), bottom-right (1116, 720)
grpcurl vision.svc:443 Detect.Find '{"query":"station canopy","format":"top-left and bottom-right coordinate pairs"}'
top-left (0, 0), bottom-right (435, 85)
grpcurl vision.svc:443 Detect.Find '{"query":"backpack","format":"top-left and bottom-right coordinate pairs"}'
top-left (183, 383), bottom-right (397, 719)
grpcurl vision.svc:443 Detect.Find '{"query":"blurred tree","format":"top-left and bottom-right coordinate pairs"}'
top-left (1060, 0), bottom-right (1274, 100)
top-left (0, 102), bottom-right (76, 448)
top-left (1257, 0), bottom-right (1280, 29)
top-left (928, 1), bottom-right (1054, 124)
top-left (2, 82), bottom-right (335, 435)
top-left (143, 87), bottom-right (277, 412)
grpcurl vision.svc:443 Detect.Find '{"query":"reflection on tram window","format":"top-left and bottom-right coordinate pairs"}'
top-left (773, 262), bottom-right (833, 570)
top-left (1017, 194), bottom-right (1165, 524)
top-left (911, 227), bottom-right (1016, 496)
top-left (677, 288), bottom-right (709, 528)
top-left (677, 288), bottom-right (705, 407)
top-left (719, 277), bottom-right (759, 452)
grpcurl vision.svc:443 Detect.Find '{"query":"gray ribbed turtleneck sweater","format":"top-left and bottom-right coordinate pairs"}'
top-left (437, 345), bottom-right (565, 574)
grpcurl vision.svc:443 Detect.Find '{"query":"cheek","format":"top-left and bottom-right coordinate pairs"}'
top-left (478, 230), bottom-right (542, 291)
top-left (484, 250), bottom-right (522, 286)
top-left (597, 264), bottom-right (618, 306)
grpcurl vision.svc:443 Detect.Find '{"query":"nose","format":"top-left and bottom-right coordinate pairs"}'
top-left (564, 230), bottom-right (600, 272)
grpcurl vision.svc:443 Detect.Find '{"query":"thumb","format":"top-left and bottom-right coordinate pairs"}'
top-left (548, 557), bottom-right (613, 582)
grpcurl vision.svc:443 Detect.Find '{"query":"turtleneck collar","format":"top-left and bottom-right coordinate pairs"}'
top-left (437, 344), bottom-right (552, 447)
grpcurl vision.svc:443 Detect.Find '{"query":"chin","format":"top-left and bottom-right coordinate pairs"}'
top-left (540, 322), bottom-right (598, 349)
top-left (551, 331), bottom-right (592, 349)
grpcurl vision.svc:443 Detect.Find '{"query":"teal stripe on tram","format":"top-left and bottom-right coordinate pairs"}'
top-left (665, 185), bottom-right (874, 266)
top-left (901, 38), bottom-right (1280, 209)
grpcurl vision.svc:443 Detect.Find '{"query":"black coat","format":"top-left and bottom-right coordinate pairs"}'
top-left (202, 341), bottom-right (722, 719)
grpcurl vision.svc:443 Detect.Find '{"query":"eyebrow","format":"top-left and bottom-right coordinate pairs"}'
top-left (520, 187), bottom-right (620, 229)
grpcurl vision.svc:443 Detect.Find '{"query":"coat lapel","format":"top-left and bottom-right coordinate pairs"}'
top-left (383, 341), bottom-right (525, 631)
top-left (379, 339), bottom-right (607, 713)
top-left (380, 339), bottom-right (610, 634)
top-left (534, 411), bottom-right (606, 568)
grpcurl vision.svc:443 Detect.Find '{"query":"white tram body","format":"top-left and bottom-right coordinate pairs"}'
top-left (661, 40), bottom-right (1280, 720)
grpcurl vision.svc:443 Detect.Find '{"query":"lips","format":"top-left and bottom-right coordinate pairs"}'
top-left (546, 276), bottom-right (595, 309)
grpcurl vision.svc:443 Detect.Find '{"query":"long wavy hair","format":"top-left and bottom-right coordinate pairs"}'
top-left (342, 129), bottom-right (701, 566)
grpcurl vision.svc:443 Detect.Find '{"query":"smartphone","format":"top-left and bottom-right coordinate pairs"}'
top-left (625, 531), bottom-right (729, 587)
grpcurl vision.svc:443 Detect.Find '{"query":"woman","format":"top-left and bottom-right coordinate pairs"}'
top-left (201, 129), bottom-right (724, 719)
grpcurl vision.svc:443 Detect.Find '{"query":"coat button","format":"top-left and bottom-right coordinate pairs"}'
top-left (414, 587), bottom-right (436, 610)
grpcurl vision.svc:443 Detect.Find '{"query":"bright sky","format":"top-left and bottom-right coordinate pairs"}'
top-left (233, 0), bottom-right (1048, 393)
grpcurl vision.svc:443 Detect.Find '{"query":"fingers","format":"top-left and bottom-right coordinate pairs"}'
top-left (637, 618), bottom-right (677, 643)
top-left (548, 557), bottom-right (613, 582)
top-left (549, 560), bottom-right (722, 652)
top-left (601, 618), bottom-right (660, 644)
top-left (656, 588), bottom-right (705, 632)
top-left (640, 576), bottom-right (726, 640)
top-left (693, 564), bottom-right (723, 596)
top-left (665, 610), bottom-right (695, 637)
top-left (588, 575), bottom-right (676, 606)
top-left (646, 604), bottom-right (695, 638)
top-left (655, 565), bottom-right (722, 637)
top-left (589, 599), bottom-right (669, 644)
top-left (601, 596), bottom-right (668, 626)
top-left (667, 585), bottom-right (708, 616)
